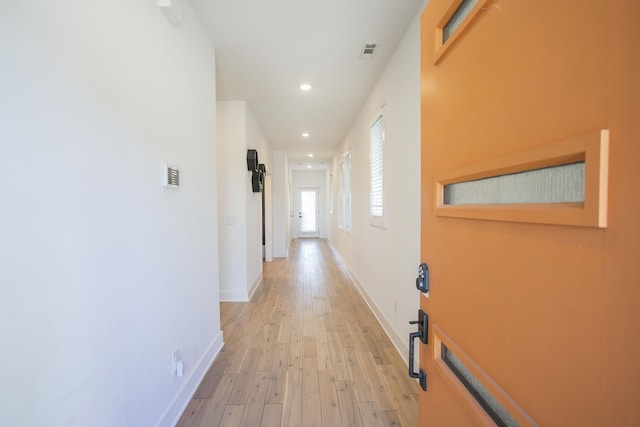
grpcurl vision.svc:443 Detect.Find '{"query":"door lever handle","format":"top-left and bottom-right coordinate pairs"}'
top-left (408, 309), bottom-right (428, 391)
top-left (409, 309), bottom-right (428, 344)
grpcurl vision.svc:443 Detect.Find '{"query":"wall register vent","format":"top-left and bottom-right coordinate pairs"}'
top-left (361, 43), bottom-right (378, 58)
top-left (164, 164), bottom-right (180, 188)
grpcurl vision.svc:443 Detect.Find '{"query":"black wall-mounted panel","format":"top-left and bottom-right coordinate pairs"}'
top-left (247, 149), bottom-right (259, 171)
top-left (251, 170), bottom-right (261, 192)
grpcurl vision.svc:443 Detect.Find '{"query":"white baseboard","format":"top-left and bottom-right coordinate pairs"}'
top-left (154, 330), bottom-right (225, 427)
top-left (220, 289), bottom-right (249, 301)
top-left (220, 274), bottom-right (262, 302)
top-left (326, 241), bottom-right (409, 365)
top-left (248, 273), bottom-right (262, 300)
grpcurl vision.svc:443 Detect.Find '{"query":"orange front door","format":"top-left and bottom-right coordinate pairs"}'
top-left (416, 0), bottom-right (640, 425)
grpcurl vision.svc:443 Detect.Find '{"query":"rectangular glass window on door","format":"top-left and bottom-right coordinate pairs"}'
top-left (300, 189), bottom-right (319, 236)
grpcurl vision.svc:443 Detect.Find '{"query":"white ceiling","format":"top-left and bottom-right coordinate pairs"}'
top-left (190, 0), bottom-right (425, 167)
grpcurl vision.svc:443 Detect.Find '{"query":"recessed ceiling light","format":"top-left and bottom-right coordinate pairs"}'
top-left (307, 165), bottom-right (312, 169)
top-left (301, 132), bottom-right (310, 138)
top-left (299, 83), bottom-right (312, 91)
top-left (308, 153), bottom-right (314, 158)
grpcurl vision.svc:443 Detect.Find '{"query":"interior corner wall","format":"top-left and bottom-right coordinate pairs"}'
top-left (0, 2), bottom-right (222, 427)
top-left (328, 13), bottom-right (421, 360)
top-left (217, 101), bottom-right (249, 301)
top-left (217, 101), bottom-right (270, 300)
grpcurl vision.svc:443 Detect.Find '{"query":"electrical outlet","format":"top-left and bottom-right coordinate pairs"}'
top-left (172, 350), bottom-right (181, 376)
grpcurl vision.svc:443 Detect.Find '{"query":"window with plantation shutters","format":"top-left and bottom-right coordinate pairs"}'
top-left (338, 152), bottom-right (351, 232)
top-left (369, 110), bottom-right (385, 228)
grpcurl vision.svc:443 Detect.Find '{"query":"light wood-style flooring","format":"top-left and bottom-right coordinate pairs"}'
top-left (176, 238), bottom-right (418, 426)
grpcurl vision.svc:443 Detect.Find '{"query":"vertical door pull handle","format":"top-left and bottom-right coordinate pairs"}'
top-left (408, 309), bottom-right (428, 391)
top-left (409, 331), bottom-right (427, 391)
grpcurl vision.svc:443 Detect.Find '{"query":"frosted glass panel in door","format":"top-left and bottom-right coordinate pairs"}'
top-left (444, 162), bottom-right (585, 205)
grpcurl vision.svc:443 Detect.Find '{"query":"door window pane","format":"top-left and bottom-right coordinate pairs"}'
top-left (443, 0), bottom-right (479, 43)
top-left (442, 343), bottom-right (519, 427)
top-left (444, 162), bottom-right (585, 205)
top-left (300, 190), bottom-right (317, 233)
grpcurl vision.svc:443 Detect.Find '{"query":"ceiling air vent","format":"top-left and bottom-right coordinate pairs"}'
top-left (361, 43), bottom-right (378, 59)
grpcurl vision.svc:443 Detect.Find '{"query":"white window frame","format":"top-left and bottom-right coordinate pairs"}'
top-left (338, 152), bottom-right (351, 233)
top-left (369, 107), bottom-right (386, 228)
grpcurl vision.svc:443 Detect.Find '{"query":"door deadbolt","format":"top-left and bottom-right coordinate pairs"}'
top-left (416, 262), bottom-right (429, 293)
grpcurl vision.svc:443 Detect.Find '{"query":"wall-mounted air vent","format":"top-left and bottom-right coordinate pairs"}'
top-left (361, 43), bottom-right (378, 59)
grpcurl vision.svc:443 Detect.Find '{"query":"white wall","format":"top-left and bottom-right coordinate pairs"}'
top-left (217, 101), bottom-right (270, 300)
top-left (291, 170), bottom-right (329, 239)
top-left (328, 14), bottom-right (421, 360)
top-left (217, 101), bottom-right (249, 301)
top-left (272, 151), bottom-right (291, 257)
top-left (0, 2), bottom-right (222, 427)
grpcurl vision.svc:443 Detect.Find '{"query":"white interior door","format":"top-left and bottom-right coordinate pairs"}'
top-left (298, 188), bottom-right (319, 238)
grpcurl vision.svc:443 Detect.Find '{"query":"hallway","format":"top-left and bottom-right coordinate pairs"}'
top-left (177, 239), bottom-right (419, 426)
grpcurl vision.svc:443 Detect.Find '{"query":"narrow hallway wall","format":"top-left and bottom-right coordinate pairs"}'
top-left (329, 13), bottom-right (421, 359)
top-left (0, 2), bottom-right (222, 426)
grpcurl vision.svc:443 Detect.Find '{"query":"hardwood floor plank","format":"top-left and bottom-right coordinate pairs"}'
top-left (348, 321), bottom-right (371, 352)
top-left (282, 370), bottom-right (302, 427)
top-left (358, 322), bottom-right (392, 365)
top-left (226, 345), bottom-right (249, 375)
top-left (192, 356), bottom-right (226, 399)
top-left (302, 393), bottom-right (323, 427)
top-left (303, 310), bottom-right (314, 337)
top-left (289, 314), bottom-right (302, 346)
top-left (175, 399), bottom-right (207, 427)
top-left (193, 373), bottom-right (238, 426)
top-left (335, 380), bottom-right (364, 427)
top-left (318, 370), bottom-right (343, 427)
top-left (381, 346), bottom-right (420, 396)
top-left (377, 364), bottom-right (419, 427)
top-left (303, 355), bottom-right (319, 394)
top-left (378, 359), bottom-right (419, 399)
top-left (239, 371), bottom-right (269, 427)
top-left (229, 348), bottom-right (262, 404)
top-left (358, 401), bottom-right (385, 427)
top-left (314, 316), bottom-right (328, 343)
top-left (316, 341), bottom-right (332, 371)
top-left (287, 340), bottom-right (302, 371)
top-left (342, 346), bottom-right (375, 402)
top-left (219, 404), bottom-right (245, 427)
top-left (255, 339), bottom-right (277, 372)
top-left (357, 351), bottom-right (398, 411)
top-left (265, 342), bottom-right (289, 404)
top-left (381, 410), bottom-right (403, 427)
top-left (277, 313), bottom-right (293, 343)
top-left (327, 331), bottom-right (349, 381)
top-left (259, 404), bottom-right (283, 427)
top-left (303, 335), bottom-right (316, 359)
